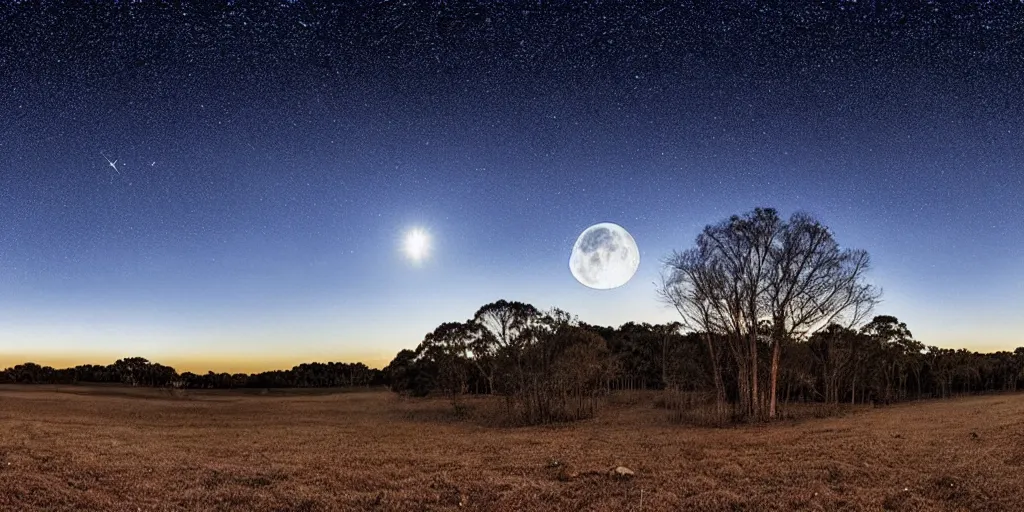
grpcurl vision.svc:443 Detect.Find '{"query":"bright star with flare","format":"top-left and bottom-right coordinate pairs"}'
top-left (402, 228), bottom-right (431, 264)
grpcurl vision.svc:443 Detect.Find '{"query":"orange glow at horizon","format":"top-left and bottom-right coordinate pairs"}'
top-left (0, 352), bottom-right (395, 374)
top-left (2, 335), bottom-right (1021, 376)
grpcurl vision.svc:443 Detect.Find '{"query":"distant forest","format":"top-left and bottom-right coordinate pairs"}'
top-left (0, 359), bottom-right (385, 390)
top-left (2, 309), bottom-right (1022, 419)
top-left (4, 208), bottom-right (1022, 424)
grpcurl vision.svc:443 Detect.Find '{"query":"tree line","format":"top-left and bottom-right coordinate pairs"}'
top-left (381, 303), bottom-right (1024, 420)
top-left (4, 208), bottom-right (1021, 426)
top-left (6, 309), bottom-right (1019, 424)
top-left (0, 358), bottom-right (385, 389)
top-left (384, 302), bottom-right (617, 424)
top-left (383, 208), bottom-right (1024, 424)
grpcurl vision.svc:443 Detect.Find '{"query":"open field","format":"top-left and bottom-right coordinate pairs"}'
top-left (1, 386), bottom-right (1023, 511)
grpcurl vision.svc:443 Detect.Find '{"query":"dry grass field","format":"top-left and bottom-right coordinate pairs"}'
top-left (1, 385), bottom-right (1023, 512)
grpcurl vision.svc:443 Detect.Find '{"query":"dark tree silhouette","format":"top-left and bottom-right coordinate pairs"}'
top-left (4, 293), bottom-right (1021, 427)
top-left (467, 300), bottom-right (543, 395)
top-left (661, 208), bottom-right (881, 420)
top-left (419, 322), bottom-right (476, 408)
top-left (1, 358), bottom-right (384, 391)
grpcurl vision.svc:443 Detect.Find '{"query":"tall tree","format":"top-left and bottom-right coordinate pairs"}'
top-left (661, 208), bottom-right (879, 421)
top-left (861, 315), bottom-right (922, 400)
top-left (660, 246), bottom-right (732, 415)
top-left (467, 300), bottom-right (543, 394)
top-left (419, 321), bottom-right (475, 406)
top-left (113, 357), bottom-right (153, 387)
top-left (764, 212), bottom-right (879, 417)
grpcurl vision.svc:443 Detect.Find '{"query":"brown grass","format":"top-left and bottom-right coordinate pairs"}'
top-left (1, 385), bottom-right (1023, 511)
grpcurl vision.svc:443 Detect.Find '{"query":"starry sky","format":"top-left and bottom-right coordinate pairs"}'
top-left (1, 1), bottom-right (1022, 373)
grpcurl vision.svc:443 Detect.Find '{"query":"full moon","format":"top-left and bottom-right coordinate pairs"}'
top-left (569, 222), bottom-right (640, 290)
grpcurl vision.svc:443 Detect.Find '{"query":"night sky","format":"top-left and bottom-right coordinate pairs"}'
top-left (1, 1), bottom-right (1022, 372)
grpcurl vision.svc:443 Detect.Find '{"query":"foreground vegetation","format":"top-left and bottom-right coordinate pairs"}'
top-left (1, 386), bottom-right (1022, 511)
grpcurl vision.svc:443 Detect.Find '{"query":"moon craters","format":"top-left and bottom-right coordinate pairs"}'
top-left (569, 222), bottom-right (640, 290)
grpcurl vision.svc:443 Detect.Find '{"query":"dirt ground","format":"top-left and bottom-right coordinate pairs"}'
top-left (1, 385), bottom-right (1022, 511)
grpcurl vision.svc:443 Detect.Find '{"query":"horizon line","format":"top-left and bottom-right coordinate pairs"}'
top-left (5, 339), bottom-right (1024, 376)
top-left (0, 355), bottom-right (393, 375)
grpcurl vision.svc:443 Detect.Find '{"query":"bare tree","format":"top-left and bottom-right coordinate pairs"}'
top-left (659, 249), bottom-right (728, 416)
top-left (661, 208), bottom-right (880, 421)
top-left (764, 212), bottom-right (880, 418)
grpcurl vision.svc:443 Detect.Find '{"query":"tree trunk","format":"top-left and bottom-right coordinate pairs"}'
top-left (704, 333), bottom-right (727, 416)
top-left (662, 334), bottom-right (668, 389)
top-left (736, 358), bottom-right (750, 418)
top-left (768, 339), bottom-right (781, 419)
top-left (727, 332), bottom-right (749, 417)
top-left (749, 330), bottom-right (759, 420)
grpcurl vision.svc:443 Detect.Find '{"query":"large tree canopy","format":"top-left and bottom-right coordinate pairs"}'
top-left (660, 208), bottom-right (880, 420)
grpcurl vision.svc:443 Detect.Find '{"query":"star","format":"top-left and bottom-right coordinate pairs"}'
top-left (402, 228), bottom-right (431, 264)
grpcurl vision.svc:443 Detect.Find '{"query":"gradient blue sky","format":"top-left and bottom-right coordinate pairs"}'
top-left (1, 2), bottom-right (1022, 372)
